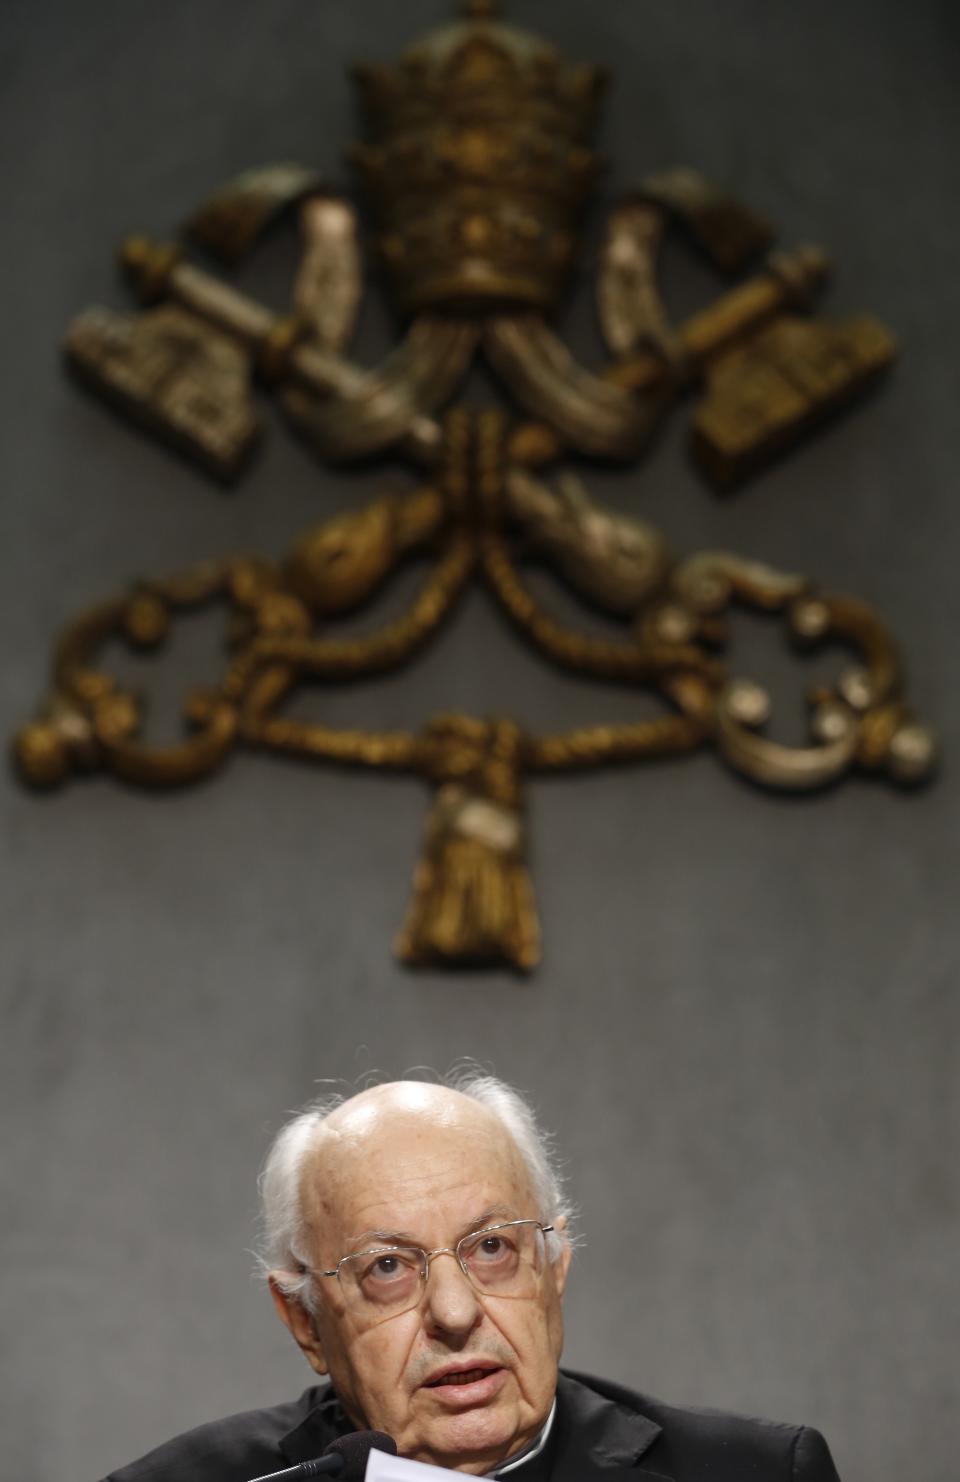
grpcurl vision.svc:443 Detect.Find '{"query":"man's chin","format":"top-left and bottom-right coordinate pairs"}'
top-left (413, 1405), bottom-right (522, 1473)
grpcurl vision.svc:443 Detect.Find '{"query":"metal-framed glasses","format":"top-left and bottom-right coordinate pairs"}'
top-left (311, 1219), bottom-right (554, 1318)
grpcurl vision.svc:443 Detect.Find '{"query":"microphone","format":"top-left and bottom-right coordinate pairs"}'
top-left (327, 1431), bottom-right (398, 1481)
top-left (247, 1429), bottom-right (398, 1482)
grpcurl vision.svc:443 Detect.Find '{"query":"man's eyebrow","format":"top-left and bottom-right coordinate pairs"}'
top-left (346, 1228), bottom-right (419, 1249)
top-left (345, 1207), bottom-right (518, 1250)
top-left (464, 1205), bottom-right (516, 1232)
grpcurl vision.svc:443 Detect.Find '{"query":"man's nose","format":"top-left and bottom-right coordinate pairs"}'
top-left (422, 1250), bottom-right (482, 1334)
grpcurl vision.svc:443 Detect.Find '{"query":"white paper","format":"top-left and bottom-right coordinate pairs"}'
top-left (366, 1441), bottom-right (465, 1482)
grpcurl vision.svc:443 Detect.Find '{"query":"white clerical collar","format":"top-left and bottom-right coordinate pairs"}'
top-left (488, 1397), bottom-right (557, 1479)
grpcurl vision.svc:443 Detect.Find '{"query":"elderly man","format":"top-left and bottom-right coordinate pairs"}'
top-left (102, 1073), bottom-right (841, 1481)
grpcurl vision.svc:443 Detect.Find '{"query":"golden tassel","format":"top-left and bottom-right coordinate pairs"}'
top-left (396, 717), bottom-right (540, 971)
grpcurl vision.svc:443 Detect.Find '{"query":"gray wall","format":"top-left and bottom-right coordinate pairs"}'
top-left (2, 4), bottom-right (957, 1481)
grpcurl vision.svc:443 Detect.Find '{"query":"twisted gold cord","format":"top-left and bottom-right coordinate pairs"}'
top-left (525, 714), bottom-right (708, 772)
top-left (480, 533), bottom-right (719, 685)
top-left (249, 721), bottom-right (420, 768)
top-left (223, 534), bottom-right (475, 700)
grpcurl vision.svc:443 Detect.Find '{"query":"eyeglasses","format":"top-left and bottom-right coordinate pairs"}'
top-left (309, 1219), bottom-right (554, 1319)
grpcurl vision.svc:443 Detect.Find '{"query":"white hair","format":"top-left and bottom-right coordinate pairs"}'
top-left (257, 1067), bottom-right (574, 1312)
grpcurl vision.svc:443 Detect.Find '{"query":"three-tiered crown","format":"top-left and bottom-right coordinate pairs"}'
top-left (350, 1), bottom-right (606, 316)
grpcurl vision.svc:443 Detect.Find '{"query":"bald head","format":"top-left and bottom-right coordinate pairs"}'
top-left (317, 1080), bottom-right (517, 1147)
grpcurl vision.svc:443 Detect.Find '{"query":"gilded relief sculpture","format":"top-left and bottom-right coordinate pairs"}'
top-left (14, 1), bottom-right (936, 969)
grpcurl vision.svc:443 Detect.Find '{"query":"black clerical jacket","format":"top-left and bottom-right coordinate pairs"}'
top-left (101, 1368), bottom-right (842, 1482)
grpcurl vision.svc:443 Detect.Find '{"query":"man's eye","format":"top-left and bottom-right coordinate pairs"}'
top-left (474, 1235), bottom-right (512, 1260)
top-left (373, 1256), bottom-right (402, 1278)
top-left (363, 1251), bottom-right (416, 1283)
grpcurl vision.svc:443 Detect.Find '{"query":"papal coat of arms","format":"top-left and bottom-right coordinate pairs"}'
top-left (14, 1), bottom-right (935, 970)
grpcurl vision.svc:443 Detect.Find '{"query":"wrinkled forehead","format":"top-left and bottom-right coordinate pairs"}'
top-left (300, 1085), bottom-right (535, 1250)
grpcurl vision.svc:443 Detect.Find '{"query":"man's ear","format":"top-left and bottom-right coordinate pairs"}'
top-left (268, 1274), bottom-right (329, 1375)
top-left (551, 1216), bottom-right (573, 1298)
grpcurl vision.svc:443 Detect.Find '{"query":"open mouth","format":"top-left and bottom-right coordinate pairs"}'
top-left (426, 1366), bottom-right (500, 1388)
